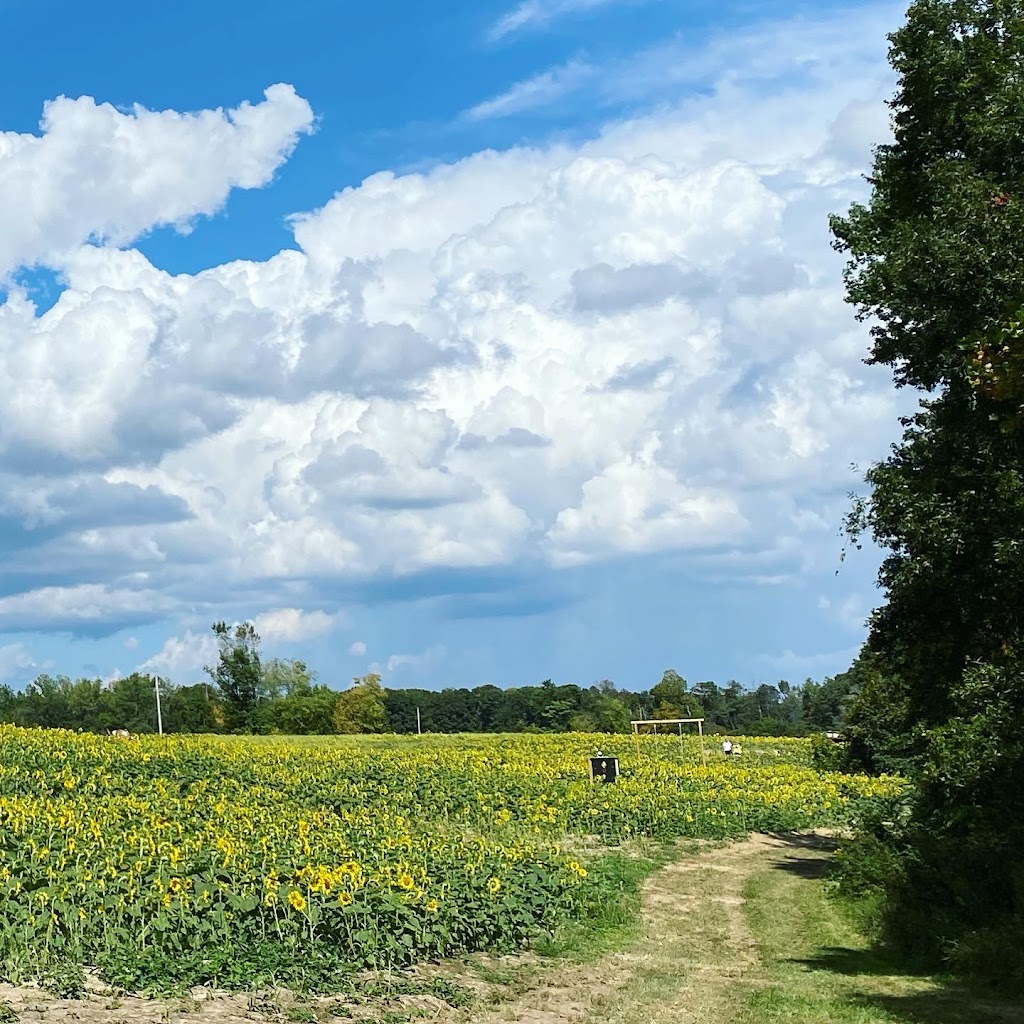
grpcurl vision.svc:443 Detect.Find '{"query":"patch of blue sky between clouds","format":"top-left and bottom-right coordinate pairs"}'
top-left (8, 267), bottom-right (64, 316)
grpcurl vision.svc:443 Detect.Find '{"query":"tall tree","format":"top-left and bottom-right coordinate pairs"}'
top-left (205, 621), bottom-right (263, 733)
top-left (473, 684), bottom-right (506, 731)
top-left (333, 673), bottom-right (390, 734)
top-left (831, 0), bottom-right (1024, 753)
top-left (106, 673), bottom-right (164, 733)
top-left (0, 684), bottom-right (16, 723)
top-left (164, 683), bottom-right (221, 733)
top-left (830, 0), bottom-right (1024, 971)
top-left (691, 680), bottom-right (727, 726)
top-left (272, 686), bottom-right (340, 735)
top-left (261, 658), bottom-right (315, 700)
top-left (650, 669), bottom-right (701, 720)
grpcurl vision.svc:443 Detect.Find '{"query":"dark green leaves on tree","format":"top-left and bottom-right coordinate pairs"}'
top-left (333, 673), bottom-right (390, 734)
top-left (831, 0), bottom-right (1024, 978)
top-left (206, 621), bottom-right (263, 733)
top-left (831, 0), bottom-right (1024, 390)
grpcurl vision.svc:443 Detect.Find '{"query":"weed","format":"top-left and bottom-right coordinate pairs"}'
top-left (39, 959), bottom-right (86, 999)
top-left (285, 1008), bottom-right (319, 1023)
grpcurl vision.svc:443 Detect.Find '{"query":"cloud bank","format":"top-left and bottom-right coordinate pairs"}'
top-left (0, 5), bottom-right (903, 681)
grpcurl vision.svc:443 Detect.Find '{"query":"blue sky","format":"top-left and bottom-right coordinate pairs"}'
top-left (0, 0), bottom-right (908, 692)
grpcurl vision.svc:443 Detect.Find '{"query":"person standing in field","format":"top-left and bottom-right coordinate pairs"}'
top-left (722, 739), bottom-right (733, 756)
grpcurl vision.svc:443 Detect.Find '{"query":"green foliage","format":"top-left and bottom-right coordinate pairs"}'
top-left (332, 674), bottom-right (389, 734)
top-left (206, 622), bottom-right (263, 733)
top-left (871, 656), bottom-right (1024, 981)
top-left (271, 685), bottom-right (340, 735)
top-left (165, 682), bottom-right (221, 733)
top-left (0, 669), bottom-right (862, 738)
top-left (0, 672), bottom-right (189, 735)
top-left (840, 658), bottom-right (918, 776)
top-left (532, 848), bottom-right (672, 960)
top-left (841, 396), bottom-right (1024, 767)
top-left (39, 958), bottom-right (86, 999)
top-left (654, 668), bottom-right (686, 692)
top-left (802, 666), bottom-right (862, 731)
top-left (352, 977), bottom-right (475, 1009)
top-left (829, 0), bottom-right (1024, 984)
top-left (381, 673), bottom-right (857, 737)
top-left (830, 0), bottom-right (1024, 392)
top-left (262, 658), bottom-right (316, 700)
top-left (808, 734), bottom-right (844, 773)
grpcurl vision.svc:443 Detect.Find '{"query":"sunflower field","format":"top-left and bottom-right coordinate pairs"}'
top-left (0, 725), bottom-right (903, 992)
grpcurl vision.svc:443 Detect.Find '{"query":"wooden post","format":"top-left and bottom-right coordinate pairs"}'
top-left (698, 718), bottom-right (706, 765)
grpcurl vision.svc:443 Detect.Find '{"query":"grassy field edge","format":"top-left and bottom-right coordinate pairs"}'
top-left (737, 836), bottom-right (1024, 1024)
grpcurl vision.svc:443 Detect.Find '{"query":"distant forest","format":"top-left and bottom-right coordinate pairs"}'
top-left (0, 658), bottom-right (859, 736)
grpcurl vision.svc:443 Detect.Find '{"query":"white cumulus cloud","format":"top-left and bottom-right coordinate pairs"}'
top-left (0, 584), bottom-right (178, 632)
top-left (0, 84), bottom-right (314, 279)
top-left (0, 4), bottom-right (908, 637)
top-left (254, 607), bottom-right (342, 644)
top-left (137, 629), bottom-right (218, 681)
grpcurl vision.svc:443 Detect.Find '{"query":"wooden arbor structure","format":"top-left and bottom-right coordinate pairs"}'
top-left (630, 717), bottom-right (707, 765)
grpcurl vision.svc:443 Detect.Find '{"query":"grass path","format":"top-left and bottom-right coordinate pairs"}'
top-left (445, 832), bottom-right (1024, 1024)
top-left (734, 835), bottom-right (1024, 1024)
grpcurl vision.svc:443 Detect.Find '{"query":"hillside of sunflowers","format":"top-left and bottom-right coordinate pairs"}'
top-left (0, 726), bottom-right (903, 993)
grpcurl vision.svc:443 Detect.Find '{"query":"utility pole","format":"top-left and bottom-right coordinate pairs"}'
top-left (154, 676), bottom-right (164, 736)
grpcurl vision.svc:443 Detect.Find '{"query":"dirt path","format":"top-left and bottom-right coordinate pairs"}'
top-left (441, 833), bottom-right (784, 1024)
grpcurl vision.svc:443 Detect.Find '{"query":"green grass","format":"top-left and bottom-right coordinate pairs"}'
top-left (535, 842), bottom-right (683, 961)
top-left (736, 841), bottom-right (1024, 1024)
top-left (462, 841), bottom-right (679, 1000)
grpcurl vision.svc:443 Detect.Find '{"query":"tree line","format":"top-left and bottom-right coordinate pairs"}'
top-left (0, 621), bottom-right (859, 736)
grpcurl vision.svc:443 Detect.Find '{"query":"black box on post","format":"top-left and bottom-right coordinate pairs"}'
top-left (589, 756), bottom-right (619, 783)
